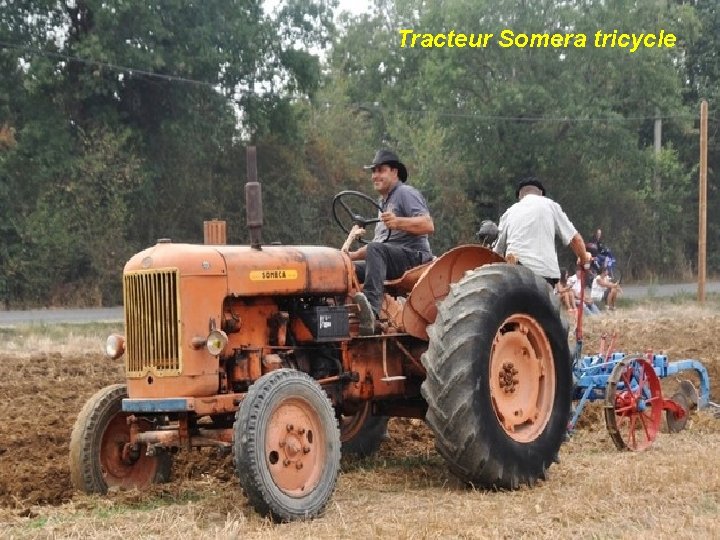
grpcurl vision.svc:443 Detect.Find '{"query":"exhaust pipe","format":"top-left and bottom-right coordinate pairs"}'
top-left (245, 146), bottom-right (263, 250)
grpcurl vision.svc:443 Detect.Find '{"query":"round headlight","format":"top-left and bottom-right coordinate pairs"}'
top-left (105, 334), bottom-right (126, 360)
top-left (206, 329), bottom-right (228, 356)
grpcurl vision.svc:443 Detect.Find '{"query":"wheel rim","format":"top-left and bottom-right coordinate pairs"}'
top-left (339, 402), bottom-right (371, 443)
top-left (266, 397), bottom-right (327, 496)
top-left (489, 314), bottom-right (556, 443)
top-left (605, 357), bottom-right (662, 451)
top-left (100, 413), bottom-right (157, 489)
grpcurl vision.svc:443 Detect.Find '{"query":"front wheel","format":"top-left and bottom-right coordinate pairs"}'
top-left (69, 384), bottom-right (172, 493)
top-left (234, 369), bottom-right (341, 522)
top-left (421, 264), bottom-right (572, 489)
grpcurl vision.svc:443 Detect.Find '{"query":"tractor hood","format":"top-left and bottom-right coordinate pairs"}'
top-left (125, 241), bottom-right (353, 296)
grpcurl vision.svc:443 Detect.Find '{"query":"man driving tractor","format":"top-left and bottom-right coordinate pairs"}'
top-left (344, 149), bottom-right (434, 334)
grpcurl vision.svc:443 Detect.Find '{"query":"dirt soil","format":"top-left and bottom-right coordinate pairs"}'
top-left (0, 307), bottom-right (719, 517)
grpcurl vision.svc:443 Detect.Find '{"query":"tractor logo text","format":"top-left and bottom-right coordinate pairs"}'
top-left (249, 269), bottom-right (298, 281)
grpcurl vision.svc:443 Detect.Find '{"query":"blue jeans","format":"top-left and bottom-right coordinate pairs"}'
top-left (576, 300), bottom-right (600, 315)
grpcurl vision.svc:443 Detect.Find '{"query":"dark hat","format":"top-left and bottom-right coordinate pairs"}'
top-left (515, 176), bottom-right (546, 199)
top-left (364, 149), bottom-right (408, 182)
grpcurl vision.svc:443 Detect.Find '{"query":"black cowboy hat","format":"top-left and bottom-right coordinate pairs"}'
top-left (364, 149), bottom-right (408, 182)
top-left (515, 176), bottom-right (546, 199)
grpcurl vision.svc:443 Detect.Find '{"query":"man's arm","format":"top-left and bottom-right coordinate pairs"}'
top-left (568, 233), bottom-right (592, 266)
top-left (493, 214), bottom-right (508, 255)
top-left (341, 224), bottom-right (366, 254)
top-left (380, 212), bottom-right (434, 235)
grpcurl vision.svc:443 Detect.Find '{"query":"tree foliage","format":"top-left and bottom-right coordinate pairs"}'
top-left (0, 0), bottom-right (717, 306)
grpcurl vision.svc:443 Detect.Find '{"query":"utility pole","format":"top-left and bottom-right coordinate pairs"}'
top-left (698, 100), bottom-right (708, 303)
top-left (654, 108), bottom-right (662, 192)
top-left (654, 108), bottom-right (663, 258)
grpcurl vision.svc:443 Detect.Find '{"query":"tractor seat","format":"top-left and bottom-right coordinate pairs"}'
top-left (384, 260), bottom-right (434, 295)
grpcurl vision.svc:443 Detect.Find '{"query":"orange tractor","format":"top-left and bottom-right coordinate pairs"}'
top-left (70, 148), bottom-right (572, 521)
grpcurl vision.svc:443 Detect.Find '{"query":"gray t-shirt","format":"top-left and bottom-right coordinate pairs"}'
top-left (372, 183), bottom-right (433, 259)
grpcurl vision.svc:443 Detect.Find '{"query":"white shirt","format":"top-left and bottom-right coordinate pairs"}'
top-left (591, 274), bottom-right (612, 300)
top-left (494, 194), bottom-right (577, 279)
top-left (567, 274), bottom-right (582, 297)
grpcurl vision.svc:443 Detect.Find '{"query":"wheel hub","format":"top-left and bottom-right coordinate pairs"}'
top-left (489, 315), bottom-right (555, 443)
top-left (498, 362), bottom-right (520, 393)
top-left (120, 442), bottom-right (141, 465)
top-left (100, 412), bottom-right (159, 489)
top-left (266, 398), bottom-right (326, 496)
top-left (280, 426), bottom-right (310, 462)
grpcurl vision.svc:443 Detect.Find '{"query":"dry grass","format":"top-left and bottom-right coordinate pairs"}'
top-left (2, 423), bottom-right (719, 539)
top-left (1, 304), bottom-right (719, 539)
top-left (0, 323), bottom-right (119, 359)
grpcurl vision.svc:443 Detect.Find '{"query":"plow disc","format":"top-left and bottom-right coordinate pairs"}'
top-left (666, 391), bottom-right (690, 433)
top-left (604, 355), bottom-right (663, 451)
top-left (677, 379), bottom-right (700, 411)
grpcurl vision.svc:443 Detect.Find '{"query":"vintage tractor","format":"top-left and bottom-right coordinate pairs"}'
top-left (70, 148), bottom-right (573, 522)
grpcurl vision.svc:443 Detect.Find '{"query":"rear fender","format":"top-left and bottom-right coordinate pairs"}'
top-left (402, 245), bottom-right (504, 340)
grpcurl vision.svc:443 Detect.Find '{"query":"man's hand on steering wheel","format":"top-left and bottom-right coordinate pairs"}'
top-left (332, 190), bottom-right (392, 244)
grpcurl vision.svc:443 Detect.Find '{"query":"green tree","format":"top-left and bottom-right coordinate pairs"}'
top-left (0, 0), bottom-right (336, 305)
top-left (329, 0), bottom-right (699, 277)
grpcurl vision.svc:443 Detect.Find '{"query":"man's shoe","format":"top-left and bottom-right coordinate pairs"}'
top-left (354, 292), bottom-right (376, 336)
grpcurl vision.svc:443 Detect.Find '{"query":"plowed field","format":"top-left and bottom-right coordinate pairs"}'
top-left (1, 305), bottom-right (719, 539)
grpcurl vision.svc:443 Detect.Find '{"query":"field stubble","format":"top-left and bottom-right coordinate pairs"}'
top-left (0, 305), bottom-right (719, 539)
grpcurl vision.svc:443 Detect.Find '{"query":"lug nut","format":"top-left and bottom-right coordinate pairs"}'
top-left (303, 446), bottom-right (310, 454)
top-left (296, 462), bottom-right (303, 470)
top-left (286, 424), bottom-right (294, 432)
top-left (283, 459), bottom-right (290, 467)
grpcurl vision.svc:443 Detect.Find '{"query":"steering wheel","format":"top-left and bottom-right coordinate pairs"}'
top-left (332, 190), bottom-right (391, 244)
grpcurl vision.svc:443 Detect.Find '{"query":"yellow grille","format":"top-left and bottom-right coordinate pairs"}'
top-left (123, 269), bottom-right (181, 375)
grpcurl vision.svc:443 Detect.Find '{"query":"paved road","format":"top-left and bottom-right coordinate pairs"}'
top-left (0, 281), bottom-right (718, 326)
top-left (621, 280), bottom-right (720, 299)
top-left (0, 307), bottom-right (123, 326)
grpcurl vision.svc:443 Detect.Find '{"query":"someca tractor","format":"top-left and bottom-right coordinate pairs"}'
top-left (70, 148), bottom-right (572, 521)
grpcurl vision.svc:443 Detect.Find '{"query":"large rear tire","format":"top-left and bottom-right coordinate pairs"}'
top-left (234, 369), bottom-right (341, 522)
top-left (69, 384), bottom-right (172, 493)
top-left (421, 264), bottom-right (572, 489)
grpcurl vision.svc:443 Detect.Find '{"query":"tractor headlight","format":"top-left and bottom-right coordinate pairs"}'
top-left (206, 329), bottom-right (228, 356)
top-left (105, 334), bottom-right (125, 360)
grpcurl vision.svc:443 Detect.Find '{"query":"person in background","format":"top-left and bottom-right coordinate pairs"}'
top-left (476, 219), bottom-right (499, 247)
top-left (592, 267), bottom-right (622, 310)
top-left (555, 269), bottom-right (577, 314)
top-left (567, 269), bottom-right (601, 315)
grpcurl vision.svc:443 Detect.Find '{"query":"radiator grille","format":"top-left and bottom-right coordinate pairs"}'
top-left (123, 269), bottom-right (181, 375)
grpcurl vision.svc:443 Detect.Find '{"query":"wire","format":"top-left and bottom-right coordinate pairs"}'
top-left (0, 40), bottom-right (219, 88)
top-left (351, 102), bottom-right (708, 123)
top-left (2, 40), bottom-right (717, 124)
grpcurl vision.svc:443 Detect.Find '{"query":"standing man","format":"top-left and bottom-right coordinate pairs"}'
top-left (494, 176), bottom-right (591, 286)
top-left (346, 149), bottom-right (434, 334)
